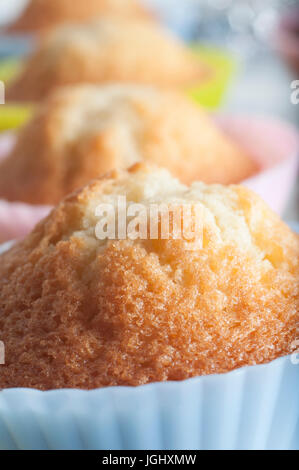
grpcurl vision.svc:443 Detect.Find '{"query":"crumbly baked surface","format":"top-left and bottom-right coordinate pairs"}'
top-left (7, 17), bottom-right (208, 102)
top-left (0, 85), bottom-right (256, 205)
top-left (8, 0), bottom-right (150, 33)
top-left (0, 164), bottom-right (298, 390)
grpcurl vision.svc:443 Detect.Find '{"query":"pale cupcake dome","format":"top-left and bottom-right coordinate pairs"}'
top-left (0, 164), bottom-right (298, 390)
top-left (0, 84), bottom-right (256, 205)
top-left (6, 16), bottom-right (209, 102)
top-left (7, 0), bottom-right (151, 33)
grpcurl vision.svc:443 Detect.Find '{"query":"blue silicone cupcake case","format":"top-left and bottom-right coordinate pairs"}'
top-left (0, 354), bottom-right (298, 450)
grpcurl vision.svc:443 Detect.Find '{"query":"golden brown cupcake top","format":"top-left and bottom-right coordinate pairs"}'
top-left (8, 0), bottom-right (150, 33)
top-left (0, 84), bottom-right (256, 205)
top-left (7, 16), bottom-right (208, 102)
top-left (0, 164), bottom-right (298, 390)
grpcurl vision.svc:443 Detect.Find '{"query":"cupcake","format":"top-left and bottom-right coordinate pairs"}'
top-left (6, 16), bottom-right (209, 103)
top-left (7, 0), bottom-right (150, 33)
top-left (0, 84), bottom-right (256, 205)
top-left (0, 164), bottom-right (298, 391)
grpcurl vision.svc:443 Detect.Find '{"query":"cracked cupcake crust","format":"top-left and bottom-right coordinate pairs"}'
top-left (0, 164), bottom-right (298, 390)
top-left (0, 84), bottom-right (256, 205)
top-left (7, 0), bottom-right (150, 33)
top-left (7, 16), bottom-right (209, 102)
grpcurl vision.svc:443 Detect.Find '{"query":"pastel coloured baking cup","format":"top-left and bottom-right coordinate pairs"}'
top-left (187, 45), bottom-right (236, 109)
top-left (216, 115), bottom-right (299, 215)
top-left (0, 198), bottom-right (50, 243)
top-left (0, 105), bottom-right (34, 132)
